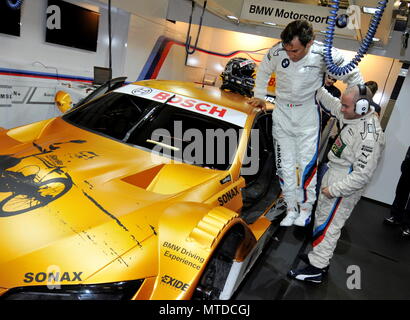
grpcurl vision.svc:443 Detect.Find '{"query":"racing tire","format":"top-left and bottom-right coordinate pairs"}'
top-left (191, 227), bottom-right (243, 300)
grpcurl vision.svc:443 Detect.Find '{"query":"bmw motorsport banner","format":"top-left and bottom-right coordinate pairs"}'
top-left (240, 0), bottom-right (357, 38)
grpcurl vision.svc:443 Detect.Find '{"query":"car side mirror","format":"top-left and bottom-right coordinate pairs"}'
top-left (55, 90), bottom-right (73, 113)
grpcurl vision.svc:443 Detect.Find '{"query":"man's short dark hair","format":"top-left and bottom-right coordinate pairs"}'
top-left (365, 81), bottom-right (378, 95)
top-left (281, 20), bottom-right (314, 47)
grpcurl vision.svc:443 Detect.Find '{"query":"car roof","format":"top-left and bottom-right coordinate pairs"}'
top-left (132, 80), bottom-right (259, 117)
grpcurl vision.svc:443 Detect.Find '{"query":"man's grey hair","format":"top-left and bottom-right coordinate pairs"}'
top-left (345, 85), bottom-right (373, 104)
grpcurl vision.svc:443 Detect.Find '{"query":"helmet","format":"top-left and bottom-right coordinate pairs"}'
top-left (220, 57), bottom-right (256, 97)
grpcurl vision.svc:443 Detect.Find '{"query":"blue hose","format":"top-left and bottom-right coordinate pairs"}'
top-left (324, 0), bottom-right (388, 75)
top-left (6, 0), bottom-right (24, 10)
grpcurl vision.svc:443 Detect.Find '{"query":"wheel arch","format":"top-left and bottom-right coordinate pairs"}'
top-left (150, 203), bottom-right (256, 299)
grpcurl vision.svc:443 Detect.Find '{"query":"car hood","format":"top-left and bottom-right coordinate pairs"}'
top-left (0, 118), bottom-right (222, 289)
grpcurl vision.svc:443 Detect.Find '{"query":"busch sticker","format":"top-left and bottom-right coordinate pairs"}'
top-left (331, 136), bottom-right (347, 158)
top-left (115, 85), bottom-right (247, 127)
top-left (281, 58), bottom-right (290, 68)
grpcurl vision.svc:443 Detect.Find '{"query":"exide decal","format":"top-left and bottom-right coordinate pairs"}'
top-left (161, 274), bottom-right (190, 292)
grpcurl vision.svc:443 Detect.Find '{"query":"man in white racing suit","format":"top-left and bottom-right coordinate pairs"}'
top-left (248, 20), bottom-right (363, 227)
top-left (288, 84), bottom-right (385, 283)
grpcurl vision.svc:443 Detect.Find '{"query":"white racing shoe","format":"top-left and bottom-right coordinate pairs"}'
top-left (280, 208), bottom-right (299, 227)
top-left (293, 205), bottom-right (312, 227)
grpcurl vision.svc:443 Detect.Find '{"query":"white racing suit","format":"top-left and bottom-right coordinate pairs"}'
top-left (308, 87), bottom-right (385, 268)
top-left (254, 41), bottom-right (363, 222)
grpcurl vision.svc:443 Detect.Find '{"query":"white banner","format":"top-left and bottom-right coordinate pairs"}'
top-left (12, 86), bottom-right (32, 104)
top-left (240, 0), bottom-right (357, 38)
top-left (27, 87), bottom-right (56, 105)
top-left (0, 86), bottom-right (12, 107)
top-left (115, 84), bottom-right (248, 128)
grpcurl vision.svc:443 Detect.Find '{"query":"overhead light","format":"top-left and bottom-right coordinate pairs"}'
top-left (226, 15), bottom-right (239, 21)
top-left (263, 22), bottom-right (277, 26)
top-left (363, 7), bottom-right (379, 14)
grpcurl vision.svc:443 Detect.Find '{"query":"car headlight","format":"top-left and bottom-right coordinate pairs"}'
top-left (1, 280), bottom-right (143, 300)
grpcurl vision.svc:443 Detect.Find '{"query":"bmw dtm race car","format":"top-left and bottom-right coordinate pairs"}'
top-left (0, 80), bottom-right (284, 300)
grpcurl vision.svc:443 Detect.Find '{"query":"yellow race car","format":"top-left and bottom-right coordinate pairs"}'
top-left (0, 80), bottom-right (284, 300)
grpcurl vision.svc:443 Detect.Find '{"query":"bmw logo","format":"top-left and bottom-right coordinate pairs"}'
top-left (336, 14), bottom-right (348, 28)
top-left (131, 87), bottom-right (153, 96)
top-left (281, 58), bottom-right (290, 68)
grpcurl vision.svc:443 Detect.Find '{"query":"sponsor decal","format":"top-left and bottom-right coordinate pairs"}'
top-left (239, 60), bottom-right (253, 68)
top-left (162, 241), bottom-right (205, 270)
top-left (281, 58), bottom-right (290, 68)
top-left (265, 95), bottom-right (275, 104)
top-left (358, 159), bottom-right (367, 165)
top-left (24, 271), bottom-right (83, 283)
top-left (161, 275), bottom-right (190, 292)
top-left (331, 136), bottom-right (347, 158)
top-left (275, 142), bottom-right (282, 174)
top-left (218, 187), bottom-right (240, 206)
top-left (131, 87), bottom-right (153, 96)
top-left (115, 84), bottom-right (247, 127)
top-left (361, 145), bottom-right (373, 153)
top-left (220, 175), bottom-right (232, 185)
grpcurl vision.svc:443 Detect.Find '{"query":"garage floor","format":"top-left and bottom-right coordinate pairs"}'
top-left (234, 198), bottom-right (410, 300)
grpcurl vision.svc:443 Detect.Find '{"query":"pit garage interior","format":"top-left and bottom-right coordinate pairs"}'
top-left (0, 0), bottom-right (410, 300)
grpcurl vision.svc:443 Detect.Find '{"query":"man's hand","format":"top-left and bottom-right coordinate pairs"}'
top-left (247, 97), bottom-right (266, 111)
top-left (321, 187), bottom-right (333, 199)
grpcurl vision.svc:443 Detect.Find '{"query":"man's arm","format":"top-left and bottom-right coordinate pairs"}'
top-left (253, 46), bottom-right (279, 100)
top-left (328, 126), bottom-right (385, 198)
top-left (316, 87), bottom-right (343, 120)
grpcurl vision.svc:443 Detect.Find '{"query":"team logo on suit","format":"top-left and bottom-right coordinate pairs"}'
top-left (281, 58), bottom-right (290, 68)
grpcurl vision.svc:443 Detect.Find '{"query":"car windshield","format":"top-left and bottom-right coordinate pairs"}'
top-left (62, 92), bottom-right (242, 171)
